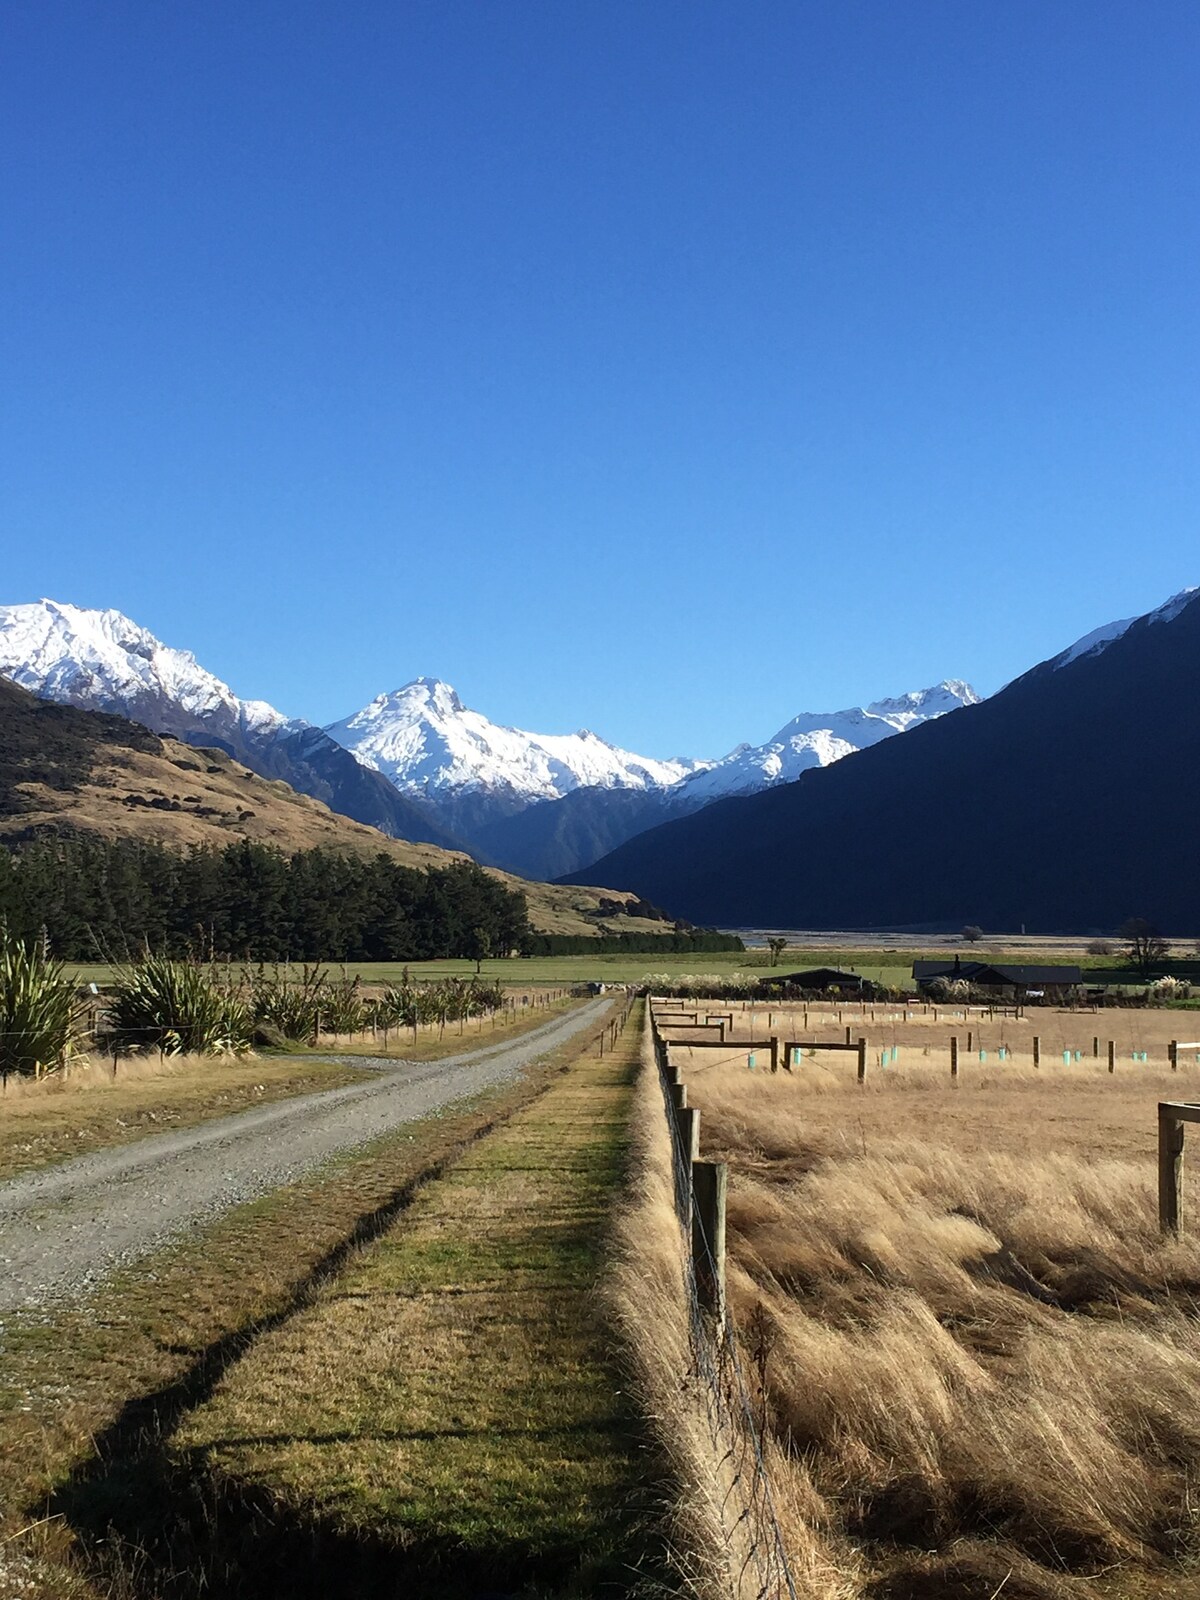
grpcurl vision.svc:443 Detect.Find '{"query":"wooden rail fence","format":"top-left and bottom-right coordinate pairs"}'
top-left (1159, 1100), bottom-right (1200, 1235)
top-left (659, 1000), bottom-right (1200, 1249)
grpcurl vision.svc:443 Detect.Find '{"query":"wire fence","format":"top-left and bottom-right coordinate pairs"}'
top-left (648, 998), bottom-right (797, 1600)
top-left (0, 986), bottom-right (610, 1087)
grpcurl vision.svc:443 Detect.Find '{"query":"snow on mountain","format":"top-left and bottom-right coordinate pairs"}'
top-left (0, 600), bottom-right (465, 849)
top-left (1153, 587), bottom-right (1200, 625)
top-left (0, 599), bottom-right (292, 745)
top-left (0, 599), bottom-right (989, 868)
top-left (675, 680), bottom-right (980, 803)
top-left (1035, 587), bottom-right (1200, 676)
top-left (1051, 615), bottom-right (1136, 672)
top-left (324, 678), bottom-right (704, 806)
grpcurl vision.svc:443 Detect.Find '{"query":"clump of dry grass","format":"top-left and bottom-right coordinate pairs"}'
top-left (605, 1021), bottom-right (738, 1598)
top-left (0, 1048), bottom-right (251, 1100)
top-left (682, 1055), bottom-right (1200, 1597)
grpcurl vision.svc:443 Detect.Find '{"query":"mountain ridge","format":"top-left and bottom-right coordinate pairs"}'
top-left (324, 676), bottom-right (704, 805)
top-left (674, 680), bottom-right (979, 804)
top-left (564, 587), bottom-right (1200, 932)
top-left (0, 598), bottom-right (979, 878)
top-left (0, 675), bottom-right (668, 939)
top-left (0, 601), bottom-right (461, 852)
top-left (323, 672), bottom-right (978, 873)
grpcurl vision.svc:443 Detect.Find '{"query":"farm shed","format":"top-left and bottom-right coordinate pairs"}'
top-left (759, 967), bottom-right (878, 996)
top-left (913, 960), bottom-right (1083, 1000)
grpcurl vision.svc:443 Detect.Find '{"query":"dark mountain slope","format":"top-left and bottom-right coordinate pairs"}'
top-left (223, 722), bottom-right (464, 852)
top-left (469, 786), bottom-right (690, 881)
top-left (564, 593), bottom-right (1200, 932)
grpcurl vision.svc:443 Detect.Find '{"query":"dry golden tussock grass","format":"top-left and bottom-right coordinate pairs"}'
top-left (686, 996), bottom-right (1197, 1071)
top-left (677, 1051), bottom-right (1200, 1599)
top-left (1, 1048), bottom-right (246, 1099)
top-left (609, 1027), bottom-right (860, 1599)
top-left (605, 1018), bottom-right (741, 1598)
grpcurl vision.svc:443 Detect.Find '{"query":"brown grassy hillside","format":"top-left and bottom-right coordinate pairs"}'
top-left (0, 677), bottom-right (656, 937)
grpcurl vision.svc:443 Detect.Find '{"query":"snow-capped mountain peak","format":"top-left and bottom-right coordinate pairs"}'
top-left (676, 679), bottom-right (980, 803)
top-left (324, 680), bottom-right (704, 804)
top-left (862, 679), bottom-right (980, 725)
top-left (0, 599), bottom-right (291, 736)
top-left (0, 599), bottom-right (469, 850)
top-left (346, 678), bottom-right (467, 725)
top-left (0, 599), bottom-right (987, 869)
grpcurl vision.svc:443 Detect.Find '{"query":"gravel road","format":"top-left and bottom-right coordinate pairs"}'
top-left (0, 1000), bottom-right (608, 1312)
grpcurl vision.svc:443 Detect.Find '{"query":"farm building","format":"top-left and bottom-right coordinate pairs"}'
top-left (759, 967), bottom-right (879, 996)
top-left (913, 960), bottom-right (1083, 1001)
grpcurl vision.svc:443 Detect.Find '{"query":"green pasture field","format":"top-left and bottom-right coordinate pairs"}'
top-left (63, 943), bottom-right (1147, 992)
top-left (63, 949), bottom-right (930, 990)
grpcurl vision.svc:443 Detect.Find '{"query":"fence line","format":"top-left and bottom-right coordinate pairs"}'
top-left (648, 998), bottom-right (797, 1600)
top-left (0, 986), bottom-right (598, 1088)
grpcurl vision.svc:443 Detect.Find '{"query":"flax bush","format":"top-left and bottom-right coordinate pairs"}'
top-left (375, 976), bottom-right (506, 1033)
top-left (247, 965), bottom-right (367, 1040)
top-left (0, 934), bottom-right (83, 1078)
top-left (104, 956), bottom-right (252, 1057)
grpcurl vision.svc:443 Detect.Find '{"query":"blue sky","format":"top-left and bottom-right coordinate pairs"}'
top-left (3, 1), bottom-right (1197, 759)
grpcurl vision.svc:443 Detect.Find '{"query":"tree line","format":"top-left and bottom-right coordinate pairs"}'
top-left (0, 836), bottom-right (530, 962)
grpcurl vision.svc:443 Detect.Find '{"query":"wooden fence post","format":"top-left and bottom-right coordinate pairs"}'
top-left (950, 1036), bottom-right (959, 1078)
top-left (857, 1037), bottom-right (867, 1083)
top-left (1170, 1040), bottom-right (1179, 1072)
top-left (1033, 1035), bottom-right (1040, 1069)
top-left (679, 1106), bottom-right (701, 1162)
top-left (692, 1160), bottom-right (727, 1323)
top-left (769, 1035), bottom-right (780, 1073)
top-left (1159, 1105), bottom-right (1185, 1234)
top-left (1108, 1039), bottom-right (1116, 1073)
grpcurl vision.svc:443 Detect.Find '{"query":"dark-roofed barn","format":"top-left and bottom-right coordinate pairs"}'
top-left (759, 967), bottom-right (878, 996)
top-left (913, 960), bottom-right (1082, 1000)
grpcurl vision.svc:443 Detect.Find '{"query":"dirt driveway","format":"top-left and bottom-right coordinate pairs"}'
top-left (0, 1000), bottom-right (607, 1312)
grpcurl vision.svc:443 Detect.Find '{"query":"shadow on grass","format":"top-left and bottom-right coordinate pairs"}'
top-left (46, 1067), bottom-right (668, 1598)
top-left (54, 1441), bottom-right (658, 1600)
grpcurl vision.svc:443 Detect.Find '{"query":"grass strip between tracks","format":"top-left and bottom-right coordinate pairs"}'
top-left (162, 1001), bottom-right (657, 1597)
top-left (0, 1000), bottom-right (627, 1600)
